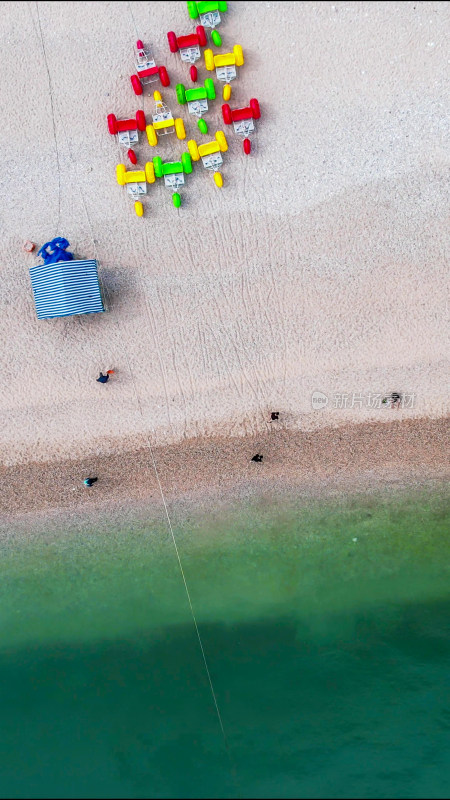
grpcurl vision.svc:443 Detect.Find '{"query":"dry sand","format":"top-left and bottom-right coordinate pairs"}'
top-left (0, 2), bottom-right (449, 514)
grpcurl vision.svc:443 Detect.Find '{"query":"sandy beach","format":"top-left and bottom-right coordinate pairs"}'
top-left (1, 1), bottom-right (449, 516)
top-left (1, 417), bottom-right (449, 530)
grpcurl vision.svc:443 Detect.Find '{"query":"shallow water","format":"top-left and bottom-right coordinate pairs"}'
top-left (0, 488), bottom-right (449, 798)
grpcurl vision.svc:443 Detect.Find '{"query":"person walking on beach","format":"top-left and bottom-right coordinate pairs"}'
top-left (382, 391), bottom-right (402, 409)
top-left (390, 392), bottom-right (402, 409)
top-left (251, 454), bottom-right (263, 462)
top-left (84, 477), bottom-right (98, 487)
top-left (96, 370), bottom-right (114, 384)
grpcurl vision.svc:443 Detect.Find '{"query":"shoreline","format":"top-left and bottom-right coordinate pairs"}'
top-left (1, 416), bottom-right (448, 528)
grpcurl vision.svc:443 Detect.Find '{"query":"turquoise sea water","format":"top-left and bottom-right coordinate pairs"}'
top-left (0, 488), bottom-right (449, 799)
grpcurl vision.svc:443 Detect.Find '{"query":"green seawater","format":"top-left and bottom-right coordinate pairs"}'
top-left (0, 488), bottom-right (449, 799)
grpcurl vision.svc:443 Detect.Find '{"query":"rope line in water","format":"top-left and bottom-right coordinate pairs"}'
top-left (31, 4), bottom-right (240, 793)
top-left (78, 130), bottom-right (240, 796)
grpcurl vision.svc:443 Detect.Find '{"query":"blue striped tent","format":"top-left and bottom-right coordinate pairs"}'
top-left (29, 259), bottom-right (104, 319)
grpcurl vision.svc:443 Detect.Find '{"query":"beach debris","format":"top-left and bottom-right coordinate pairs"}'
top-left (23, 240), bottom-right (35, 252)
top-left (222, 98), bottom-right (261, 154)
top-left (167, 25), bottom-right (208, 82)
top-left (251, 454), bottom-right (263, 462)
top-left (146, 90), bottom-right (186, 146)
top-left (107, 109), bottom-right (147, 166)
top-left (204, 44), bottom-right (244, 102)
top-left (270, 412), bottom-right (280, 421)
top-left (83, 477), bottom-right (98, 487)
top-left (96, 370), bottom-right (114, 384)
top-left (116, 161), bottom-right (156, 217)
top-left (175, 78), bottom-right (216, 134)
top-left (188, 130), bottom-right (228, 187)
top-left (130, 39), bottom-right (170, 96)
top-left (186, 2), bottom-right (228, 48)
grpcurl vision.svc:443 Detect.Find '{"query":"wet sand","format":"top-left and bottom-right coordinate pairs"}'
top-left (1, 418), bottom-right (448, 529)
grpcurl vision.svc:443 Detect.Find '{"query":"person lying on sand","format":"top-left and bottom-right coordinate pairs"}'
top-left (83, 477), bottom-right (98, 487)
top-left (96, 370), bottom-right (114, 384)
top-left (251, 454), bottom-right (263, 462)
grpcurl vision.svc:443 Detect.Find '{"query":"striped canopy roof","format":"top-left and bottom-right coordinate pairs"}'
top-left (29, 260), bottom-right (104, 319)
